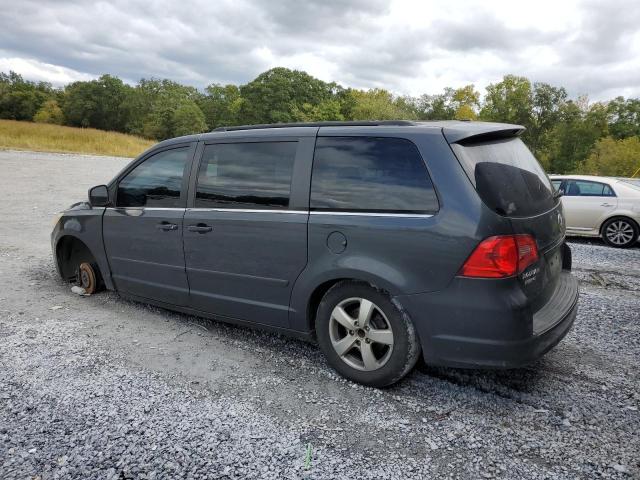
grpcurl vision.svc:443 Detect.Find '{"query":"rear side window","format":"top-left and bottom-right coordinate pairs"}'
top-left (117, 147), bottom-right (190, 208)
top-left (564, 180), bottom-right (615, 197)
top-left (451, 137), bottom-right (556, 217)
top-left (195, 142), bottom-right (297, 209)
top-left (310, 137), bottom-right (438, 213)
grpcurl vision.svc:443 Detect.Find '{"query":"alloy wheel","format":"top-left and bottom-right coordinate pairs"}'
top-left (328, 297), bottom-right (394, 371)
top-left (605, 220), bottom-right (635, 246)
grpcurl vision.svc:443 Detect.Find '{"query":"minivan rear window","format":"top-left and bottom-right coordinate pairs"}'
top-left (451, 137), bottom-right (557, 217)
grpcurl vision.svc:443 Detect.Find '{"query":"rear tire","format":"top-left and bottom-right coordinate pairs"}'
top-left (601, 217), bottom-right (639, 248)
top-left (315, 281), bottom-right (420, 387)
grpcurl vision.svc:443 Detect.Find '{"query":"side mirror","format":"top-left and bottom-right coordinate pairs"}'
top-left (88, 185), bottom-right (110, 207)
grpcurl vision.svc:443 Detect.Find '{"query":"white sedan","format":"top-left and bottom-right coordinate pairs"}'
top-left (549, 175), bottom-right (640, 248)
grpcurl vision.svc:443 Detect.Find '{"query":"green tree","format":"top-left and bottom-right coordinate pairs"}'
top-left (543, 98), bottom-right (609, 173)
top-left (452, 85), bottom-right (480, 120)
top-left (197, 83), bottom-right (243, 129)
top-left (528, 82), bottom-right (567, 158)
top-left (347, 88), bottom-right (417, 120)
top-left (62, 81), bottom-right (95, 127)
top-left (143, 95), bottom-right (207, 140)
top-left (239, 67), bottom-right (336, 124)
top-left (62, 74), bottom-right (132, 131)
top-left (415, 88), bottom-right (456, 120)
top-left (584, 136), bottom-right (640, 176)
top-left (414, 85), bottom-right (480, 121)
top-left (33, 99), bottom-right (64, 124)
top-left (606, 97), bottom-right (640, 139)
top-left (173, 100), bottom-right (208, 137)
top-left (0, 71), bottom-right (54, 121)
top-left (292, 99), bottom-right (345, 122)
top-left (128, 78), bottom-right (203, 139)
top-left (480, 75), bottom-right (533, 131)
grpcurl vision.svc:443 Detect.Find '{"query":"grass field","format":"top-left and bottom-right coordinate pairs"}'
top-left (0, 120), bottom-right (155, 157)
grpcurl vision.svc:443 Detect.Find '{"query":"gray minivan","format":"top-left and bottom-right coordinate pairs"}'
top-left (52, 121), bottom-right (578, 387)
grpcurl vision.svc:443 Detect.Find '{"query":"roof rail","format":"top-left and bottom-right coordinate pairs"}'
top-left (212, 120), bottom-right (417, 132)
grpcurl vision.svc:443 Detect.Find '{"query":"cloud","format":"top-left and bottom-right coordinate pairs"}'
top-left (559, 0), bottom-right (640, 67)
top-left (0, 55), bottom-right (94, 85)
top-left (0, 0), bottom-right (638, 100)
top-left (430, 14), bottom-right (560, 53)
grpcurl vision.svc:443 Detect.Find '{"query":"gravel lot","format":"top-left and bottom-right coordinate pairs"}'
top-left (0, 149), bottom-right (638, 479)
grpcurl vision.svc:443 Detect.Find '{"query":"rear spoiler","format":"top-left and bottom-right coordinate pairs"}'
top-left (443, 122), bottom-right (525, 144)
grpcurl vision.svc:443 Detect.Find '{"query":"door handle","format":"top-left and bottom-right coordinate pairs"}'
top-left (156, 221), bottom-right (178, 231)
top-left (601, 203), bottom-right (614, 207)
top-left (187, 224), bottom-right (213, 233)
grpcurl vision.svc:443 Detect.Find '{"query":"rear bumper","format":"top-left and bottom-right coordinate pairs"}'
top-left (395, 271), bottom-right (579, 369)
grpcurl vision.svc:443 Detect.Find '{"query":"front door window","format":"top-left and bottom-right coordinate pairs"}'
top-left (117, 147), bottom-right (190, 208)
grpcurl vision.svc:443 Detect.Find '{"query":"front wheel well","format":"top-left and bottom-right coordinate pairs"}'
top-left (55, 236), bottom-right (102, 284)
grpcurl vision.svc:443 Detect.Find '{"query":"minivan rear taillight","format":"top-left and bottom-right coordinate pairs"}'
top-left (460, 234), bottom-right (539, 278)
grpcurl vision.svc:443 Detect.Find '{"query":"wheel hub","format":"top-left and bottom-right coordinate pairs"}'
top-left (77, 262), bottom-right (97, 295)
top-left (606, 221), bottom-right (634, 245)
top-left (328, 297), bottom-right (394, 372)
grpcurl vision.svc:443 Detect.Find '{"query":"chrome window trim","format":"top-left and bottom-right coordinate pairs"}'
top-left (310, 211), bottom-right (434, 218)
top-left (107, 207), bottom-right (186, 211)
top-left (187, 208), bottom-right (307, 214)
top-left (187, 207), bottom-right (433, 218)
top-left (107, 206), bottom-right (434, 218)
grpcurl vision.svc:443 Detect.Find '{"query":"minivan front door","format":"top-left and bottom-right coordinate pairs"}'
top-left (103, 144), bottom-right (194, 305)
top-left (183, 139), bottom-right (310, 328)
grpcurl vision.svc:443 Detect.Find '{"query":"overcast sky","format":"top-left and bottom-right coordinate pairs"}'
top-left (1, 0), bottom-right (639, 100)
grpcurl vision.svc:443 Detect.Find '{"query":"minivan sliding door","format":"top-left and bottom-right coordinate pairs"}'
top-left (183, 136), bottom-right (313, 328)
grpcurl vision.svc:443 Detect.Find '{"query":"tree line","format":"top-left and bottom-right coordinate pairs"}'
top-left (1, 68), bottom-right (639, 175)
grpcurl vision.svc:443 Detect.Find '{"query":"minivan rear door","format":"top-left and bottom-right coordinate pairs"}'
top-left (561, 179), bottom-right (618, 232)
top-left (449, 134), bottom-right (565, 308)
top-left (183, 131), bottom-right (316, 329)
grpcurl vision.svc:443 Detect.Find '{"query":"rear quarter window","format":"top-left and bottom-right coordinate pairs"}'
top-left (451, 137), bottom-right (557, 217)
top-left (310, 137), bottom-right (438, 214)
